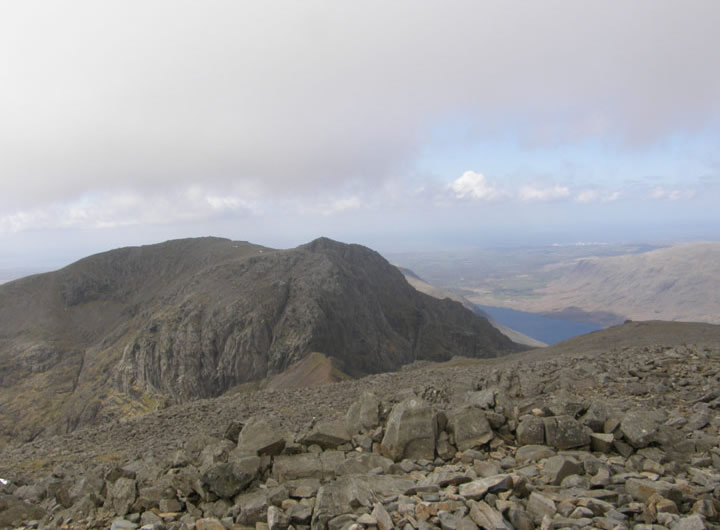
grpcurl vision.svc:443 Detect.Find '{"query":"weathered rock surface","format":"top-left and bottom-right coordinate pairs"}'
top-left (201, 457), bottom-right (259, 498)
top-left (237, 417), bottom-right (287, 456)
top-left (446, 406), bottom-right (494, 451)
top-left (345, 392), bottom-right (380, 435)
top-left (300, 419), bottom-right (351, 450)
top-left (543, 415), bottom-right (590, 450)
top-left (621, 409), bottom-right (666, 448)
top-left (380, 397), bottom-right (436, 461)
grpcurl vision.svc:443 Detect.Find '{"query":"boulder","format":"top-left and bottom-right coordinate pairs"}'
top-left (458, 475), bottom-right (513, 500)
top-left (273, 454), bottom-right (323, 482)
top-left (372, 502), bottom-right (393, 530)
top-left (516, 416), bottom-right (545, 446)
top-left (337, 453), bottom-right (393, 475)
top-left (311, 477), bottom-right (374, 530)
top-left (465, 389), bottom-right (496, 409)
top-left (286, 478), bottom-right (321, 498)
top-left (223, 420), bottom-right (244, 442)
top-left (436, 435), bottom-right (457, 461)
top-left (288, 502), bottom-right (313, 524)
top-left (201, 457), bottom-right (260, 498)
top-left (45, 478), bottom-right (73, 508)
top-left (300, 419), bottom-right (351, 449)
top-left (67, 472), bottom-right (105, 506)
top-left (195, 518), bottom-right (226, 530)
top-left (526, 491), bottom-right (556, 524)
top-left (507, 506), bottom-right (534, 530)
top-left (109, 477), bottom-right (137, 517)
top-left (267, 505), bottom-right (291, 530)
top-left (380, 397), bottom-right (437, 461)
top-left (273, 451), bottom-right (346, 482)
top-left (237, 417), bottom-right (287, 456)
top-left (345, 392), bottom-right (380, 434)
top-left (625, 478), bottom-right (682, 503)
top-left (541, 455), bottom-right (583, 485)
top-left (590, 432), bottom-right (615, 453)
top-left (13, 484), bottom-right (44, 504)
top-left (0, 494), bottom-right (46, 528)
top-left (515, 445), bottom-right (555, 465)
top-left (543, 415), bottom-right (590, 450)
top-left (672, 514), bottom-right (708, 530)
top-left (620, 409), bottom-right (666, 448)
top-left (169, 464), bottom-right (202, 499)
top-left (158, 498), bottom-right (182, 512)
top-left (474, 460), bottom-right (502, 477)
top-left (235, 490), bottom-right (269, 526)
top-left (580, 401), bottom-right (610, 432)
top-left (446, 406), bottom-right (494, 451)
top-left (199, 439), bottom-right (235, 469)
top-left (469, 500), bottom-right (512, 529)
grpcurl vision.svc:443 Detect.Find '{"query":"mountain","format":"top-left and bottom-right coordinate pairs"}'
top-left (508, 242), bottom-right (720, 324)
top-left (396, 266), bottom-right (546, 348)
top-left (0, 237), bottom-right (520, 447)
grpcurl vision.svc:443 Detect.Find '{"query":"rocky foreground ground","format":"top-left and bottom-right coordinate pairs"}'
top-left (1, 335), bottom-right (719, 529)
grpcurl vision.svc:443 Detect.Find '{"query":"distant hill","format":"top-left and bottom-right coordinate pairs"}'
top-left (0, 237), bottom-right (520, 446)
top-left (512, 242), bottom-right (720, 324)
top-left (396, 266), bottom-right (546, 348)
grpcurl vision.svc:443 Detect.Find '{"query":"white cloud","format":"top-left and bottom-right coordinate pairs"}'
top-left (449, 171), bottom-right (504, 201)
top-left (518, 185), bottom-right (570, 202)
top-left (650, 187), bottom-right (696, 200)
top-left (300, 196), bottom-right (364, 216)
top-left (206, 195), bottom-right (254, 212)
top-left (0, 188), bottom-right (259, 234)
top-left (575, 189), bottom-right (621, 203)
top-left (2, 1), bottom-right (718, 215)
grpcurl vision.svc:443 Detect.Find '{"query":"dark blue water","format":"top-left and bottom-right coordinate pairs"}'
top-left (475, 304), bottom-right (603, 345)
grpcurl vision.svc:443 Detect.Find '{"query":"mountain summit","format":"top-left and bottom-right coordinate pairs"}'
top-left (0, 237), bottom-right (520, 445)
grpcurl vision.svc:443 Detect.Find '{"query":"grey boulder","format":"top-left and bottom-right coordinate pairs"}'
top-left (380, 397), bottom-right (437, 461)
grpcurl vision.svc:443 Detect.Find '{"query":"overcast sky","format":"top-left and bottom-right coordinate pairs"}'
top-left (1, 1), bottom-right (719, 270)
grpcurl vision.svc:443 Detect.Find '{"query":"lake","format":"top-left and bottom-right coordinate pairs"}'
top-left (475, 304), bottom-right (603, 345)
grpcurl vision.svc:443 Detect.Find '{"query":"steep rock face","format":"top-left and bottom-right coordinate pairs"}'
top-left (116, 238), bottom-right (517, 400)
top-left (0, 237), bottom-right (519, 443)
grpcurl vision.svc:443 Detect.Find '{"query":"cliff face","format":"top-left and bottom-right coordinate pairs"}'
top-left (0, 237), bottom-right (520, 444)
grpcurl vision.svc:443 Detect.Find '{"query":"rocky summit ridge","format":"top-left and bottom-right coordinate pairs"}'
top-left (0, 237), bottom-right (519, 447)
top-left (0, 321), bottom-right (719, 529)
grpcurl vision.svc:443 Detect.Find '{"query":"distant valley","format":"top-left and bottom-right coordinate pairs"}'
top-left (389, 242), bottom-right (720, 326)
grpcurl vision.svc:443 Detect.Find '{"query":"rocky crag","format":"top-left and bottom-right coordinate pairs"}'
top-left (0, 237), bottom-right (518, 447)
top-left (1, 321), bottom-right (719, 529)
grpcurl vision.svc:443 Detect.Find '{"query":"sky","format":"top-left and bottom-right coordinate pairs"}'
top-left (1, 1), bottom-right (720, 270)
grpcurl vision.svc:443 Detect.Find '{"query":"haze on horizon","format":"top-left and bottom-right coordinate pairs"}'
top-left (1, 1), bottom-right (719, 270)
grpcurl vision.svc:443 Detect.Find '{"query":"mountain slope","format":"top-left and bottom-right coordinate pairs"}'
top-left (0, 237), bottom-right (520, 446)
top-left (525, 242), bottom-right (720, 323)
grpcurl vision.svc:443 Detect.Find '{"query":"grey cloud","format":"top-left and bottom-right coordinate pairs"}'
top-left (1, 1), bottom-right (719, 210)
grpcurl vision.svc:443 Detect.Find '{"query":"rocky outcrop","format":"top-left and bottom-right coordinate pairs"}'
top-left (115, 238), bottom-right (518, 399)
